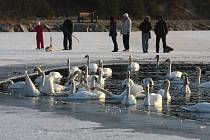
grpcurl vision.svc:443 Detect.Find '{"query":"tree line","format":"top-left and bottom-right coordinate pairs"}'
top-left (1, 0), bottom-right (210, 19)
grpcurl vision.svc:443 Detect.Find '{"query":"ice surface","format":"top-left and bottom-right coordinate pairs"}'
top-left (0, 31), bottom-right (210, 67)
top-left (0, 105), bottom-right (198, 140)
top-left (0, 31), bottom-right (209, 140)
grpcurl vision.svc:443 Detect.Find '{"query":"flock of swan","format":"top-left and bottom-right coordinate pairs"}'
top-left (5, 54), bottom-right (210, 113)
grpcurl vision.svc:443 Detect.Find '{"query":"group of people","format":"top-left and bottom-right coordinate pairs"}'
top-left (109, 13), bottom-right (169, 53)
top-left (33, 13), bottom-right (169, 53)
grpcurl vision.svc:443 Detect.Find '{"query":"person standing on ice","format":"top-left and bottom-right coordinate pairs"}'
top-left (33, 21), bottom-right (44, 49)
top-left (121, 13), bottom-right (132, 52)
top-left (62, 14), bottom-right (73, 50)
top-left (109, 16), bottom-right (118, 52)
top-left (154, 16), bottom-right (168, 53)
top-left (139, 16), bottom-right (152, 53)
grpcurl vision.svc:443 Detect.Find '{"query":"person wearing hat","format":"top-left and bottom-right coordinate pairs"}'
top-left (33, 21), bottom-right (44, 50)
top-left (139, 16), bottom-right (152, 53)
top-left (121, 13), bottom-right (132, 52)
top-left (154, 16), bottom-right (168, 53)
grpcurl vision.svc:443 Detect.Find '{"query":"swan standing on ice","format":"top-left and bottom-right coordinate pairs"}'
top-left (8, 71), bottom-right (40, 97)
top-left (144, 84), bottom-right (162, 107)
top-left (85, 55), bottom-right (98, 74)
top-left (128, 55), bottom-right (140, 72)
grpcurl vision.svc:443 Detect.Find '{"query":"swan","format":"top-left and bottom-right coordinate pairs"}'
top-left (67, 58), bottom-right (80, 79)
top-left (128, 55), bottom-right (140, 72)
top-left (165, 58), bottom-right (183, 80)
top-left (34, 67), bottom-right (62, 86)
top-left (85, 55), bottom-right (98, 74)
top-left (141, 78), bottom-right (154, 91)
top-left (182, 102), bottom-right (210, 113)
top-left (34, 68), bottom-right (66, 95)
top-left (83, 65), bottom-right (105, 88)
top-left (178, 73), bottom-right (191, 95)
top-left (155, 55), bottom-right (160, 70)
top-left (195, 67), bottom-right (210, 91)
top-left (64, 69), bottom-right (82, 89)
top-left (8, 71), bottom-right (40, 97)
top-left (91, 76), bottom-right (106, 99)
top-left (68, 79), bottom-right (99, 100)
top-left (121, 71), bottom-right (137, 106)
top-left (157, 80), bottom-right (171, 101)
top-left (122, 78), bottom-right (144, 98)
top-left (144, 84), bottom-right (162, 107)
top-left (98, 59), bottom-right (112, 78)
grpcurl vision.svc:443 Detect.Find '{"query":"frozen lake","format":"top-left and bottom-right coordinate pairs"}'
top-left (0, 31), bottom-right (210, 140)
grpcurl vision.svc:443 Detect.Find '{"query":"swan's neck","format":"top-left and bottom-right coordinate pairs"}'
top-left (167, 61), bottom-right (172, 76)
top-left (144, 87), bottom-right (150, 106)
top-left (84, 65), bottom-right (88, 79)
top-left (40, 72), bottom-right (45, 88)
top-left (99, 59), bottom-right (103, 69)
top-left (164, 82), bottom-right (171, 99)
top-left (196, 69), bottom-right (201, 85)
top-left (86, 56), bottom-right (90, 66)
top-left (71, 80), bottom-right (76, 94)
top-left (67, 59), bottom-right (71, 78)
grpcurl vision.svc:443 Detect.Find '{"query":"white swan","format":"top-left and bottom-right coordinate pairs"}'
top-left (178, 74), bottom-right (191, 95)
top-left (83, 65), bottom-right (105, 88)
top-left (34, 68), bottom-right (66, 95)
top-left (8, 71), bottom-right (40, 97)
top-left (68, 79), bottom-right (99, 100)
top-left (165, 59), bottom-right (183, 80)
top-left (85, 55), bottom-right (98, 74)
top-left (141, 78), bottom-right (154, 91)
top-left (128, 55), bottom-right (140, 72)
top-left (98, 59), bottom-right (112, 78)
top-left (196, 67), bottom-right (210, 90)
top-left (34, 67), bottom-right (62, 86)
top-left (121, 71), bottom-right (137, 106)
top-left (182, 102), bottom-right (210, 113)
top-left (157, 80), bottom-right (171, 101)
top-left (91, 76), bottom-right (106, 99)
top-left (144, 84), bottom-right (162, 107)
top-left (67, 58), bottom-right (80, 79)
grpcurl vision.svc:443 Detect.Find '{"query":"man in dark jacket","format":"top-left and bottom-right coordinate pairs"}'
top-left (154, 16), bottom-right (168, 53)
top-left (139, 16), bottom-right (152, 53)
top-left (62, 14), bottom-right (73, 50)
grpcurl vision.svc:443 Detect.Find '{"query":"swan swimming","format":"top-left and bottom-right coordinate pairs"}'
top-left (98, 59), bottom-right (112, 78)
top-left (144, 84), bottom-right (162, 107)
top-left (8, 71), bottom-right (40, 97)
top-left (128, 55), bottom-right (140, 72)
top-left (182, 102), bottom-right (210, 113)
top-left (196, 67), bottom-right (210, 91)
top-left (157, 80), bottom-right (171, 101)
top-left (165, 58), bottom-right (183, 80)
top-left (85, 55), bottom-right (98, 74)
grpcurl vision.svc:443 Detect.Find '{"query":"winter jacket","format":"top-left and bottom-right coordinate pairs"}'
top-left (109, 21), bottom-right (117, 36)
top-left (63, 19), bottom-right (73, 34)
top-left (33, 25), bottom-right (43, 40)
top-left (154, 20), bottom-right (168, 36)
top-left (121, 18), bottom-right (132, 35)
top-left (139, 21), bottom-right (152, 33)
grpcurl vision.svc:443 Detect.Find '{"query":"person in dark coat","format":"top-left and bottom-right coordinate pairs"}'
top-left (139, 16), bottom-right (152, 53)
top-left (62, 14), bottom-right (73, 50)
top-left (154, 16), bottom-right (168, 53)
top-left (33, 21), bottom-right (44, 49)
top-left (109, 16), bottom-right (118, 52)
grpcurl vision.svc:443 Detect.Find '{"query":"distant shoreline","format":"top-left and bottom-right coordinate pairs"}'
top-left (0, 19), bottom-right (210, 32)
